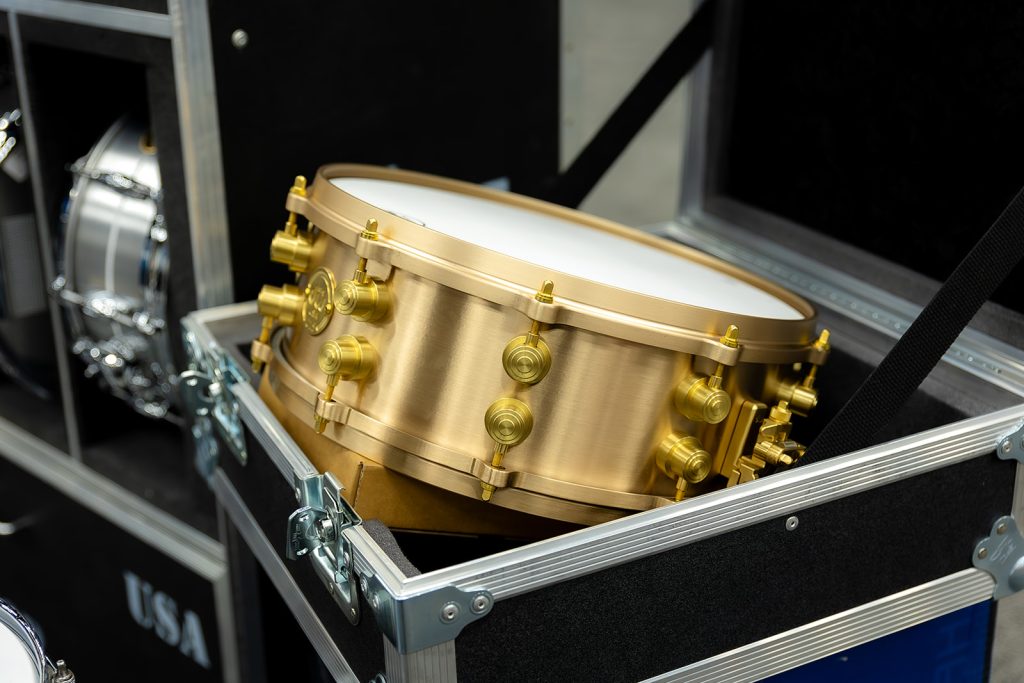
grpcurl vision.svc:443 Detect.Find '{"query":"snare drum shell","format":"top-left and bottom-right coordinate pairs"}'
top-left (269, 165), bottom-right (823, 522)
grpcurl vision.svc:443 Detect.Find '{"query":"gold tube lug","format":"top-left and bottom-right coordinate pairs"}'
top-left (270, 230), bottom-right (313, 273)
top-left (774, 380), bottom-right (818, 417)
top-left (257, 284), bottom-right (304, 327)
top-left (313, 335), bottom-right (378, 433)
top-left (675, 375), bottom-right (732, 424)
top-left (657, 433), bottom-right (713, 501)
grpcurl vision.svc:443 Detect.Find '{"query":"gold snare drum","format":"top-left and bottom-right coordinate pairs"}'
top-left (251, 165), bottom-right (829, 526)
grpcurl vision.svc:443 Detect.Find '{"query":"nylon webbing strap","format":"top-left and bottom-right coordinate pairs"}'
top-left (547, 0), bottom-right (715, 208)
top-left (798, 184), bottom-right (1024, 466)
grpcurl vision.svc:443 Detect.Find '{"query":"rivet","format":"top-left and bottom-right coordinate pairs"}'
top-left (359, 576), bottom-right (369, 594)
top-left (978, 547), bottom-right (989, 560)
top-left (785, 516), bottom-right (799, 531)
top-left (997, 522), bottom-right (1008, 535)
top-left (471, 593), bottom-right (492, 614)
top-left (231, 29), bottom-right (249, 50)
top-left (440, 601), bottom-right (460, 623)
top-left (327, 582), bottom-right (335, 596)
top-left (1001, 439), bottom-right (1013, 454)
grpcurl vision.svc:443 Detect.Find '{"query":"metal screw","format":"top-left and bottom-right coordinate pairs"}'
top-left (371, 593), bottom-right (380, 610)
top-left (785, 516), bottom-right (799, 531)
top-left (440, 602), bottom-right (460, 623)
top-left (53, 660), bottom-right (75, 683)
top-left (1001, 439), bottom-right (1013, 454)
top-left (978, 547), bottom-right (989, 560)
top-left (294, 487), bottom-right (302, 501)
top-left (998, 522), bottom-right (1008, 535)
top-left (470, 593), bottom-right (492, 614)
top-left (231, 29), bottom-right (249, 50)
top-left (359, 576), bottom-right (369, 594)
top-left (315, 517), bottom-right (336, 543)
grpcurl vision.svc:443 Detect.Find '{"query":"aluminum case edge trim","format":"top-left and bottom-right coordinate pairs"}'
top-left (0, 0), bottom-right (171, 37)
top-left (396, 403), bottom-right (1023, 600)
top-left (0, 413), bottom-right (224, 578)
top-left (640, 568), bottom-right (994, 683)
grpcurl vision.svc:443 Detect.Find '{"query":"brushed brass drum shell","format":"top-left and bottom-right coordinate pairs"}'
top-left (263, 165), bottom-right (827, 526)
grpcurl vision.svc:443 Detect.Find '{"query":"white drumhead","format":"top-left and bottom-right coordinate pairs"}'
top-left (0, 622), bottom-right (40, 683)
top-left (333, 178), bottom-right (803, 320)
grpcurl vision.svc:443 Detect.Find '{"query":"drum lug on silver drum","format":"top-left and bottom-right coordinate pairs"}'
top-left (973, 515), bottom-right (1024, 600)
top-left (182, 329), bottom-right (250, 474)
top-left (287, 472), bottom-right (362, 624)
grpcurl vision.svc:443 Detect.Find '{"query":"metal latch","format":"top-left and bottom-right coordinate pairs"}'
top-left (287, 472), bottom-right (361, 624)
top-left (973, 516), bottom-right (1024, 599)
top-left (997, 421), bottom-right (1024, 464)
top-left (181, 329), bottom-right (250, 477)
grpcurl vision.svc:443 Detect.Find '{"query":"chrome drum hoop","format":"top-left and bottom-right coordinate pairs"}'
top-left (0, 598), bottom-right (71, 683)
top-left (53, 116), bottom-right (176, 421)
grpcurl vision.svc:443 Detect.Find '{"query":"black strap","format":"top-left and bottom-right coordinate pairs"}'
top-left (547, 0), bottom-right (716, 209)
top-left (798, 184), bottom-right (1024, 466)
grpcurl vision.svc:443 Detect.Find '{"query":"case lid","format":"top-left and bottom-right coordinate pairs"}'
top-left (695, 1), bottom-right (1024, 314)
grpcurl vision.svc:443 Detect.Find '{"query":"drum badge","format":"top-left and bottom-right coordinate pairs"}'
top-left (303, 267), bottom-right (336, 335)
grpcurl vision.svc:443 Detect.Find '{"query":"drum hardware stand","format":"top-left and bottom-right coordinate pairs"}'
top-left (313, 335), bottom-right (378, 434)
top-left (286, 471), bottom-right (497, 652)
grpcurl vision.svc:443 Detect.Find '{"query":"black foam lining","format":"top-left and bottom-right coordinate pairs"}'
top-left (455, 453), bottom-right (1016, 682)
top-left (711, 1), bottom-right (1024, 313)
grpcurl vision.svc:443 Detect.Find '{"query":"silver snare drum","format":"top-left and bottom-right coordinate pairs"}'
top-left (53, 116), bottom-right (176, 420)
top-left (0, 599), bottom-right (74, 682)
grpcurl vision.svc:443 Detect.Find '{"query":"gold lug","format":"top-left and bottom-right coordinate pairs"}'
top-left (258, 284), bottom-right (305, 327)
top-left (313, 335), bottom-right (377, 433)
top-left (337, 219), bottom-right (391, 322)
top-left (774, 380), bottom-right (818, 417)
top-left (502, 280), bottom-right (556, 385)
top-left (675, 324), bottom-right (739, 424)
top-left (480, 398), bottom-right (534, 501)
top-left (656, 433), bottom-right (712, 501)
top-left (502, 332), bottom-right (552, 384)
top-left (675, 374), bottom-right (732, 424)
top-left (303, 267), bottom-right (337, 335)
top-left (250, 283), bottom-right (304, 372)
top-left (270, 230), bottom-right (313, 273)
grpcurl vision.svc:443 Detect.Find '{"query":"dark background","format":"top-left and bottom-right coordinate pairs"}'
top-left (711, 0), bottom-right (1024, 310)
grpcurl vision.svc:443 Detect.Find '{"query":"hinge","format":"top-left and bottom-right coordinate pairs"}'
top-left (181, 329), bottom-right (250, 477)
top-left (286, 472), bottom-right (362, 624)
top-left (973, 516), bottom-right (1024, 599)
top-left (996, 421), bottom-right (1024, 464)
